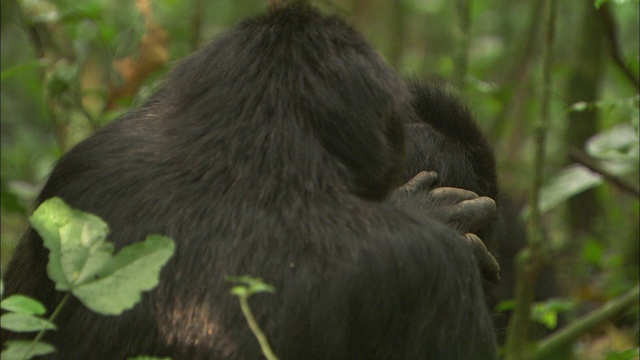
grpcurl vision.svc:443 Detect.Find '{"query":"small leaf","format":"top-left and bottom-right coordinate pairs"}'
top-left (569, 101), bottom-right (589, 112)
top-left (1, 295), bottom-right (47, 316)
top-left (0, 313), bottom-right (57, 332)
top-left (495, 299), bottom-right (516, 313)
top-left (582, 239), bottom-right (604, 266)
top-left (530, 299), bottom-right (576, 330)
top-left (227, 276), bottom-right (275, 296)
top-left (230, 287), bottom-right (249, 297)
top-left (1, 340), bottom-right (56, 360)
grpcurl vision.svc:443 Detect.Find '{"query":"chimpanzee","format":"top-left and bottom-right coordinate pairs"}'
top-left (397, 79), bottom-right (559, 341)
top-left (389, 79), bottom-right (502, 282)
top-left (1, 4), bottom-right (497, 359)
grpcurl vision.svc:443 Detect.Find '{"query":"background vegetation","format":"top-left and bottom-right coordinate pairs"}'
top-left (1, 0), bottom-right (638, 358)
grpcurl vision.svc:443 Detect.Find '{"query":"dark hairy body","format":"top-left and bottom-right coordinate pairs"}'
top-left (2, 4), bottom-right (496, 359)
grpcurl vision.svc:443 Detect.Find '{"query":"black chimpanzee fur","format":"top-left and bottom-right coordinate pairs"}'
top-left (1, 5), bottom-right (496, 359)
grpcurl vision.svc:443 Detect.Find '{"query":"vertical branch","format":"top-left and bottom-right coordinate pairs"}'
top-left (190, 0), bottom-right (205, 50)
top-left (453, 0), bottom-right (472, 89)
top-left (533, 0), bottom-right (556, 248)
top-left (504, 0), bottom-right (556, 358)
top-left (388, 0), bottom-right (406, 69)
top-left (564, 1), bottom-right (605, 237)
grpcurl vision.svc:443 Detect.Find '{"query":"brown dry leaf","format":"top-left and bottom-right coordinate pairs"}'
top-left (106, 3), bottom-right (169, 110)
top-left (136, 0), bottom-right (152, 18)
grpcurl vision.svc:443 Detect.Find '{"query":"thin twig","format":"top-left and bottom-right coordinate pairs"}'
top-left (599, 5), bottom-right (640, 90)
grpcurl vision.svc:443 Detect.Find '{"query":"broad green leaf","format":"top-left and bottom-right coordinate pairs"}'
top-left (1, 340), bottom-right (56, 360)
top-left (0, 313), bottom-right (56, 332)
top-left (1, 295), bottom-right (47, 316)
top-left (527, 164), bottom-right (603, 217)
top-left (70, 235), bottom-right (175, 315)
top-left (30, 197), bottom-right (175, 315)
top-left (586, 123), bottom-right (639, 163)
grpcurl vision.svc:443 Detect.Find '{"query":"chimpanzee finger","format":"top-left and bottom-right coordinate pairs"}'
top-left (459, 196), bottom-right (496, 233)
top-left (402, 171), bottom-right (438, 192)
top-left (441, 196), bottom-right (496, 234)
top-left (429, 186), bottom-right (479, 203)
top-left (464, 233), bottom-right (500, 283)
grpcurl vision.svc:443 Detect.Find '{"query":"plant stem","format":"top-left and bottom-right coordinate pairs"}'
top-left (21, 293), bottom-right (71, 360)
top-left (239, 295), bottom-right (279, 360)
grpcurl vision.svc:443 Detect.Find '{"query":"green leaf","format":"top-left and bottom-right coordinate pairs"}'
top-left (0, 295), bottom-right (47, 316)
top-left (29, 197), bottom-right (111, 291)
top-left (521, 164), bottom-right (603, 219)
top-left (586, 123), bottom-right (640, 163)
top-left (605, 348), bottom-right (640, 360)
top-left (30, 197), bottom-right (175, 315)
top-left (533, 309), bottom-right (558, 329)
top-left (227, 276), bottom-right (275, 297)
top-left (1, 340), bottom-right (56, 360)
top-left (582, 239), bottom-right (604, 266)
top-left (568, 101), bottom-right (589, 112)
top-left (0, 60), bottom-right (46, 82)
top-left (0, 313), bottom-right (57, 333)
top-left (530, 299), bottom-right (576, 330)
top-left (70, 235), bottom-right (175, 315)
top-left (494, 299), bottom-right (516, 313)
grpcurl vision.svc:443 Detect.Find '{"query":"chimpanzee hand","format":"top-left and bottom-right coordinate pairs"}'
top-left (390, 171), bottom-right (500, 283)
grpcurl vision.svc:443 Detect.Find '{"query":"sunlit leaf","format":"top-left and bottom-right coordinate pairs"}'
top-left (1, 295), bottom-right (47, 316)
top-left (1, 340), bottom-right (56, 360)
top-left (30, 197), bottom-right (175, 315)
top-left (227, 276), bottom-right (276, 296)
top-left (0, 313), bottom-right (56, 333)
top-left (586, 123), bottom-right (639, 162)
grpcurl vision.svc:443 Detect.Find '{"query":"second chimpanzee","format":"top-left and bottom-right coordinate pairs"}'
top-left (397, 79), bottom-right (560, 341)
top-left (390, 79), bottom-right (503, 283)
top-left (2, 4), bottom-right (497, 359)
